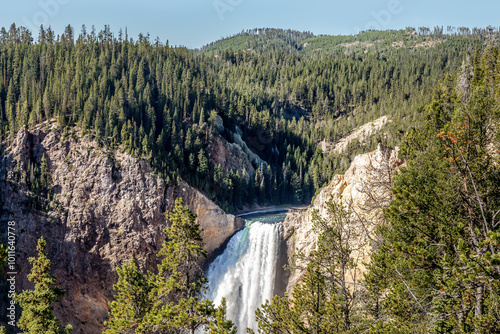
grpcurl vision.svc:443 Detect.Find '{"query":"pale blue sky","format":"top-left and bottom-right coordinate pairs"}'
top-left (1, 0), bottom-right (498, 48)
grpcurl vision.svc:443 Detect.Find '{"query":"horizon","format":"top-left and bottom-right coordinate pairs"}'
top-left (1, 0), bottom-right (499, 49)
top-left (1, 23), bottom-right (498, 50)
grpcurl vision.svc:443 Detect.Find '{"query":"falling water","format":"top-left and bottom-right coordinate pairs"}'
top-left (206, 216), bottom-right (283, 333)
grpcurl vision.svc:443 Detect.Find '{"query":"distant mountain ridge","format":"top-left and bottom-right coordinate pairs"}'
top-left (198, 28), bottom-right (315, 54)
top-left (198, 26), bottom-right (496, 55)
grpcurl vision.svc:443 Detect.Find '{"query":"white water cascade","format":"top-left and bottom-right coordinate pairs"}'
top-left (206, 219), bottom-right (283, 333)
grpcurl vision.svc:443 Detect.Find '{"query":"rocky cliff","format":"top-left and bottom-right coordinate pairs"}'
top-left (0, 124), bottom-right (244, 333)
top-left (209, 134), bottom-right (256, 182)
top-left (281, 144), bottom-right (401, 294)
top-left (319, 116), bottom-right (391, 155)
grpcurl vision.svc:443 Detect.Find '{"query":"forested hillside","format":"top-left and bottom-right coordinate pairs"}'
top-left (2, 22), bottom-right (500, 333)
top-left (365, 42), bottom-right (500, 333)
top-left (255, 42), bottom-right (500, 334)
top-left (0, 24), bottom-right (497, 211)
top-left (199, 27), bottom-right (493, 55)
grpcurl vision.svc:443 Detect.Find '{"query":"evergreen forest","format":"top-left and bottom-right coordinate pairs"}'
top-left (0, 24), bottom-right (496, 211)
top-left (1, 24), bottom-right (500, 333)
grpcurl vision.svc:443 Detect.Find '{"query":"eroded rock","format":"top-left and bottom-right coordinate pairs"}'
top-left (0, 125), bottom-right (243, 333)
top-left (282, 144), bottom-right (401, 294)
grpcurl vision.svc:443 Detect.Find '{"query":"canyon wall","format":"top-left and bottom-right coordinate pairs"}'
top-left (0, 125), bottom-right (243, 333)
top-left (281, 144), bottom-right (401, 294)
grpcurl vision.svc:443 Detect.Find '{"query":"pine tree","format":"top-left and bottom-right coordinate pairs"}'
top-left (142, 198), bottom-right (212, 333)
top-left (255, 200), bottom-right (364, 333)
top-left (207, 299), bottom-right (237, 334)
top-left (197, 149), bottom-right (209, 182)
top-left (40, 153), bottom-right (50, 193)
top-left (104, 198), bottom-right (225, 333)
top-left (15, 237), bottom-right (72, 334)
top-left (104, 259), bottom-right (152, 333)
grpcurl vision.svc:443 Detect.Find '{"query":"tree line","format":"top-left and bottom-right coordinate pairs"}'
top-left (0, 24), bottom-right (492, 212)
top-left (3, 42), bottom-right (500, 332)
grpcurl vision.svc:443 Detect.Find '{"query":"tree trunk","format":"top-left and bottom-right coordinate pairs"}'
top-left (474, 283), bottom-right (484, 334)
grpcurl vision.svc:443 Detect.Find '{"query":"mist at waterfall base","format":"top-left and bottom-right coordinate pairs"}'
top-left (206, 212), bottom-right (286, 333)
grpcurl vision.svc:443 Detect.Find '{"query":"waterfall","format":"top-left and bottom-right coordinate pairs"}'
top-left (206, 220), bottom-right (282, 333)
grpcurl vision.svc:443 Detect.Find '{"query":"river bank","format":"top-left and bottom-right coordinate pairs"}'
top-left (234, 204), bottom-right (310, 217)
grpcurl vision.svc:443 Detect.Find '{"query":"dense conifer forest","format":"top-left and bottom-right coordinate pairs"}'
top-left (1, 23), bottom-right (500, 333)
top-left (256, 41), bottom-right (500, 333)
top-left (1, 24), bottom-right (497, 211)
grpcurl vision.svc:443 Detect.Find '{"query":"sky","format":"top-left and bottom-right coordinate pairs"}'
top-left (1, 0), bottom-right (499, 49)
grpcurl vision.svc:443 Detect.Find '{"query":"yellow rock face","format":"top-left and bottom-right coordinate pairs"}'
top-left (282, 144), bottom-right (402, 294)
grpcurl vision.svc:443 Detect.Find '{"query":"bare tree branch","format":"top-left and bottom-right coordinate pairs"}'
top-left (394, 266), bottom-right (428, 314)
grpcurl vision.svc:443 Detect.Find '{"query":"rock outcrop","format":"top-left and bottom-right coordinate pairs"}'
top-left (176, 179), bottom-right (245, 261)
top-left (282, 144), bottom-right (401, 294)
top-left (319, 116), bottom-right (391, 155)
top-left (0, 125), bottom-right (243, 333)
top-left (208, 122), bottom-right (269, 184)
top-left (209, 135), bottom-right (256, 182)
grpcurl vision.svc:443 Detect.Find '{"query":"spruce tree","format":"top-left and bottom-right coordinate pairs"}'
top-left (15, 237), bottom-right (72, 334)
top-left (103, 259), bottom-right (152, 334)
top-left (142, 198), bottom-right (212, 333)
top-left (207, 299), bottom-right (237, 334)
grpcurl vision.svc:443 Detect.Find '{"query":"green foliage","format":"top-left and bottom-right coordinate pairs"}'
top-left (0, 241), bottom-right (6, 321)
top-left (366, 43), bottom-right (500, 332)
top-left (256, 263), bottom-right (341, 333)
top-left (103, 259), bottom-right (152, 333)
top-left (105, 198), bottom-right (234, 333)
top-left (198, 28), bottom-right (314, 55)
top-left (0, 244), bottom-right (6, 269)
top-left (142, 198), bottom-right (210, 333)
top-left (255, 200), bottom-right (366, 333)
top-left (2, 24), bottom-right (500, 333)
top-left (199, 27), bottom-right (491, 56)
top-left (15, 237), bottom-right (72, 334)
top-left (1, 24), bottom-right (493, 211)
top-left (206, 298), bottom-right (237, 334)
